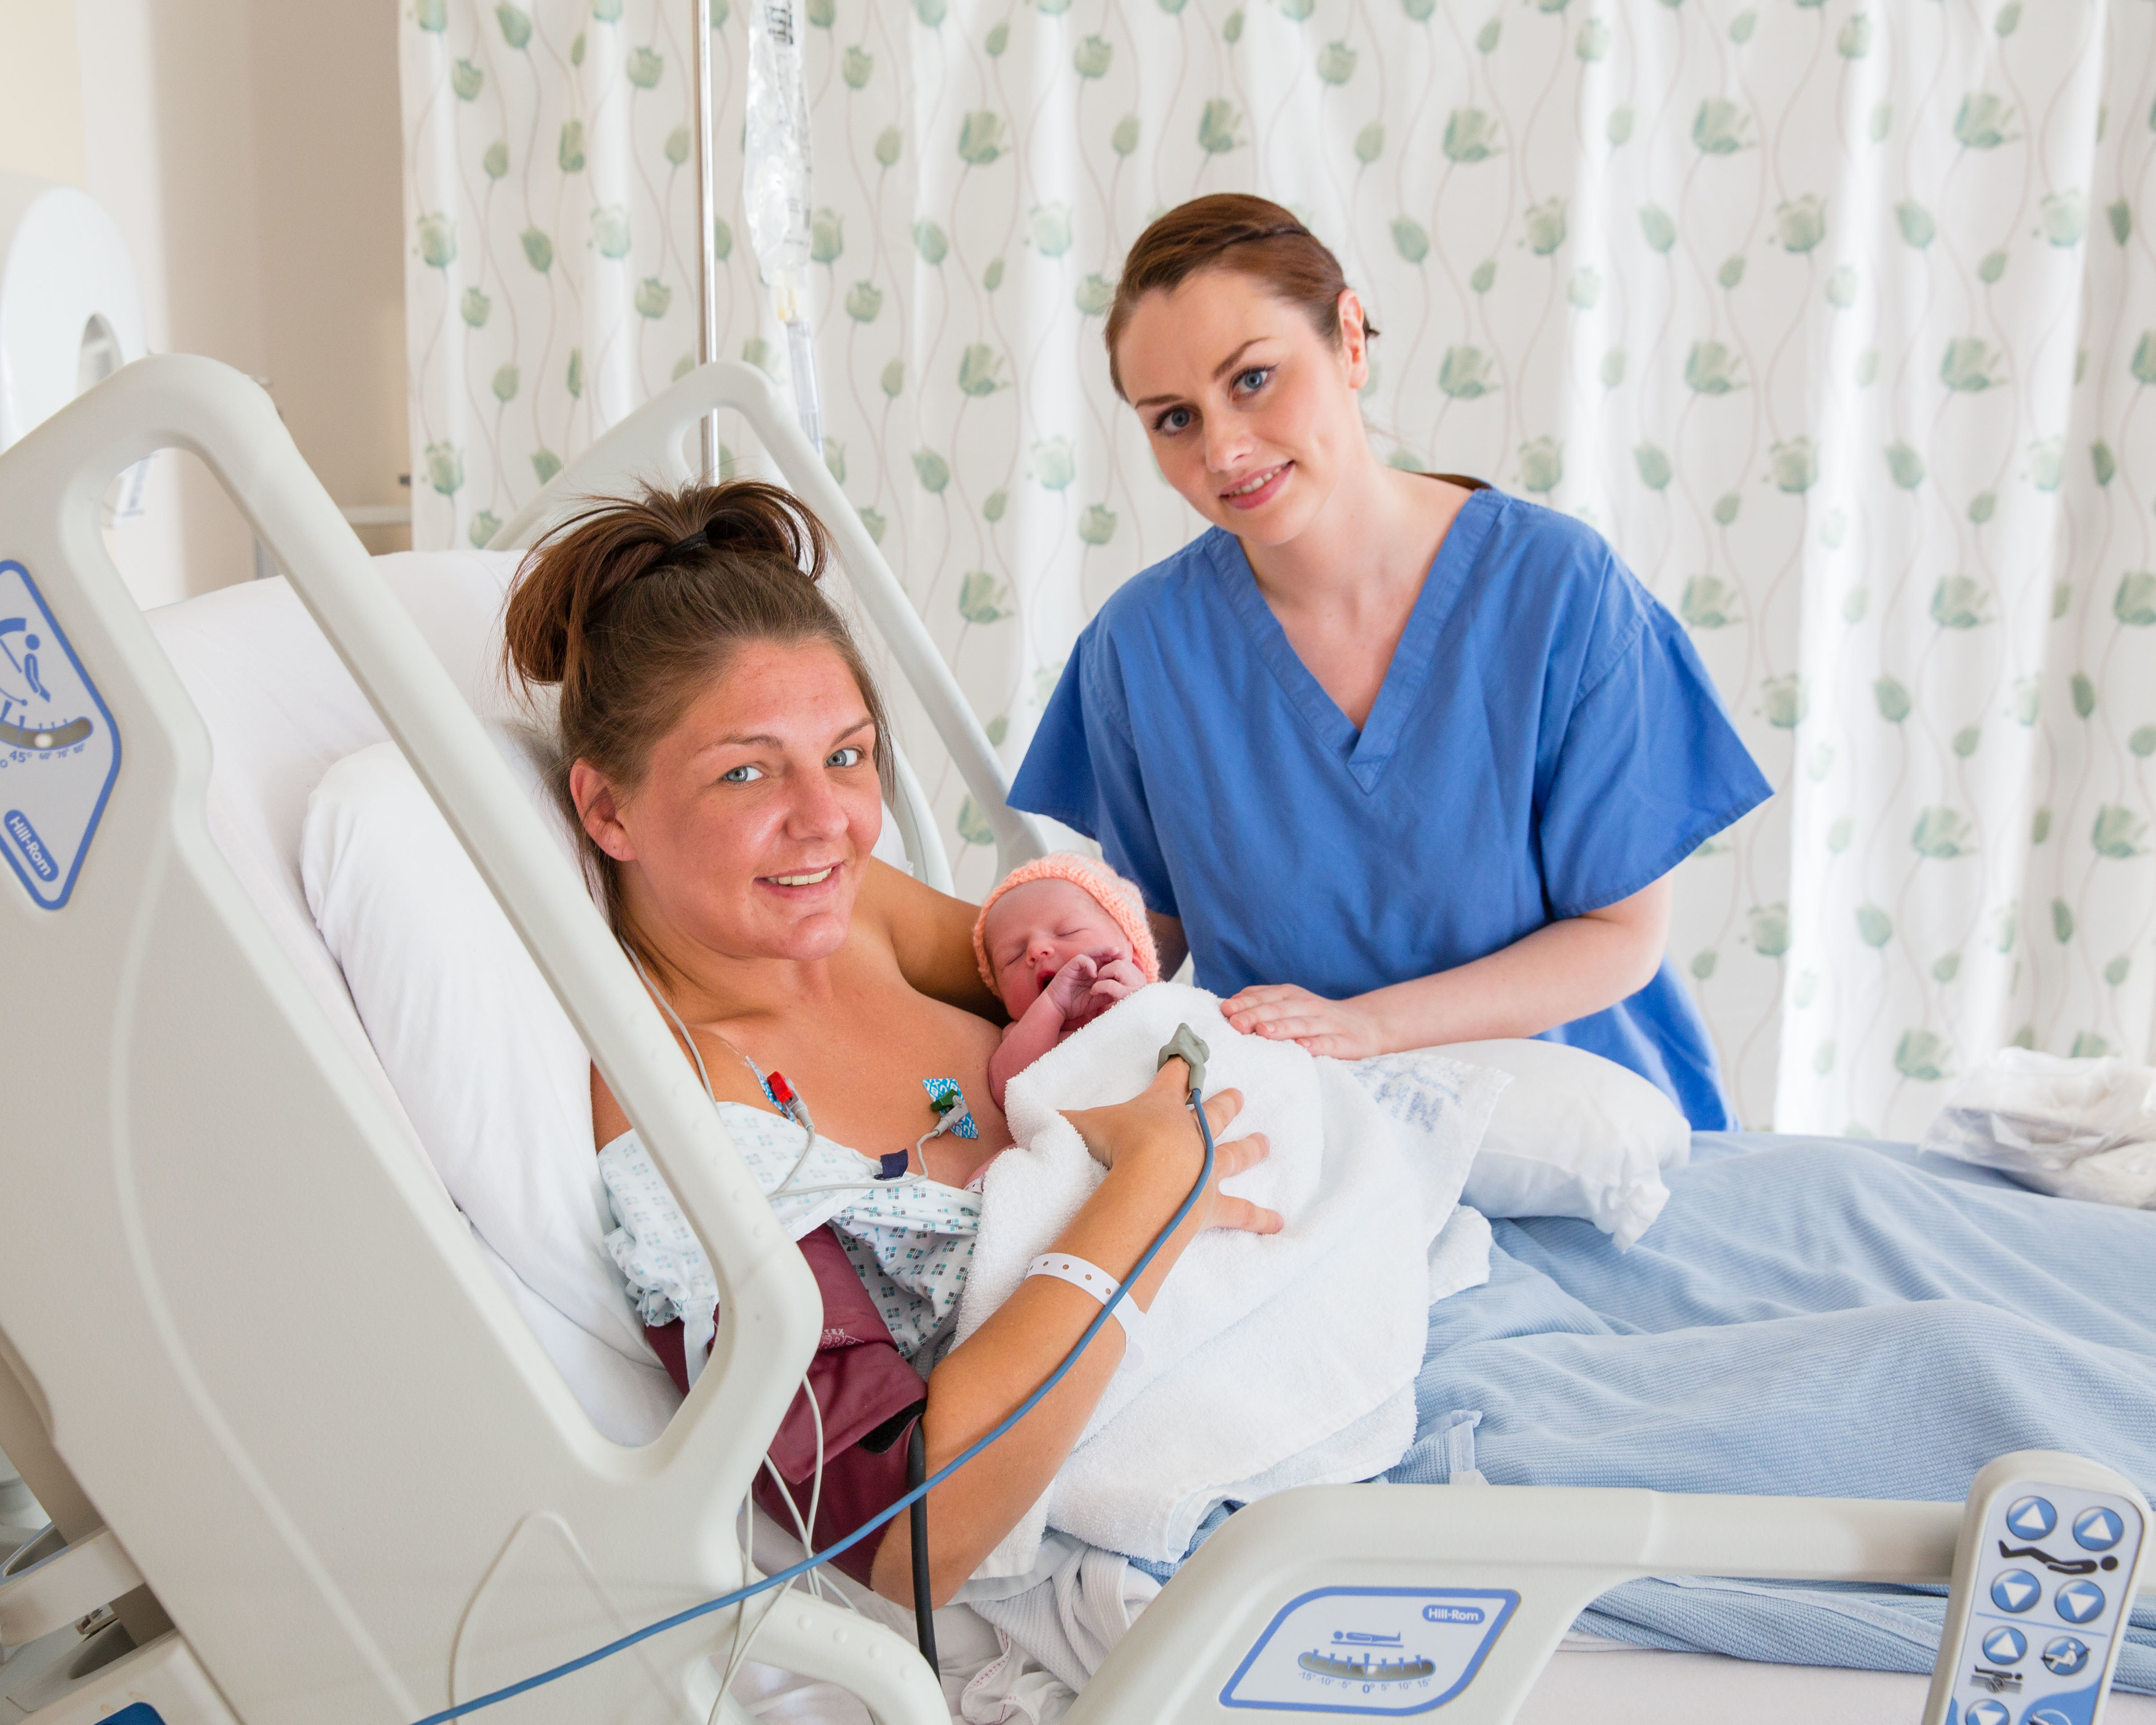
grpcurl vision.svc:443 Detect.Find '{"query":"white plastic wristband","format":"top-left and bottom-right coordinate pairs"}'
top-left (1025, 1252), bottom-right (1146, 1366)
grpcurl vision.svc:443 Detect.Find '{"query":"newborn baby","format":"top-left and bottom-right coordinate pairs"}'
top-left (973, 854), bottom-right (1163, 1108)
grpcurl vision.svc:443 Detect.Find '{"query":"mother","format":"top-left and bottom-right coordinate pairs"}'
top-left (502, 481), bottom-right (1277, 1609)
top-left (1011, 195), bottom-right (1771, 1129)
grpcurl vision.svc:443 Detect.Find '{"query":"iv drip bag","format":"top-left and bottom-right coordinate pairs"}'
top-left (743, 0), bottom-right (822, 450)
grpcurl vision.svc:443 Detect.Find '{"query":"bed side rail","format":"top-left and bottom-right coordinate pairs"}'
top-left (487, 360), bottom-right (1047, 887)
top-left (23, 352), bottom-right (818, 1480)
top-left (0, 354), bottom-right (889, 1720)
top-left (1072, 1482), bottom-right (1974, 1724)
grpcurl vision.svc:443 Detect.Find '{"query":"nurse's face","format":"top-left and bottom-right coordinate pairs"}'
top-left (571, 639), bottom-right (885, 967)
top-left (1115, 268), bottom-right (1372, 547)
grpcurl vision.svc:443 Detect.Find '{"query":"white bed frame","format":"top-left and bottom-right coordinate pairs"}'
top-left (0, 353), bottom-right (2145, 1724)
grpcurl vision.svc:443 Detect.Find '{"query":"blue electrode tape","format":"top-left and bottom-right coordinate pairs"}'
top-left (406, 1029), bottom-right (1218, 1725)
top-left (923, 1076), bottom-right (977, 1138)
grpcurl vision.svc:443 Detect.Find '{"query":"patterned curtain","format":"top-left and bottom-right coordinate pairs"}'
top-left (403, 0), bottom-right (2156, 1135)
top-left (401, 0), bottom-right (706, 552)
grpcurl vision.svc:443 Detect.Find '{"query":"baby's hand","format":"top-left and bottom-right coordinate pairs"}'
top-left (1042, 952), bottom-right (1101, 1017)
top-left (1068, 951), bottom-right (1147, 1031)
top-left (1089, 955), bottom-right (1147, 997)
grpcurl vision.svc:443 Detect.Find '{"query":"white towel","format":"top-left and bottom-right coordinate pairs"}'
top-left (956, 983), bottom-right (1505, 1574)
top-left (1922, 1046), bottom-right (2156, 1208)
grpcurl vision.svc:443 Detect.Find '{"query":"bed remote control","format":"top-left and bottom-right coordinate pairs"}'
top-left (1923, 1450), bottom-right (2149, 1725)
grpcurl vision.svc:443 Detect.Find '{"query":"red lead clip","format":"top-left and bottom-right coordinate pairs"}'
top-left (767, 1071), bottom-right (798, 1113)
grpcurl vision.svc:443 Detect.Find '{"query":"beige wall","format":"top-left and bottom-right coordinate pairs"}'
top-left (0, 0), bottom-right (87, 187)
top-left (248, 1), bottom-right (410, 535)
top-left (1, 0), bottom-right (409, 605)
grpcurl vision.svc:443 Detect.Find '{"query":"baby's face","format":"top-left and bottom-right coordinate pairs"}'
top-left (985, 878), bottom-right (1133, 1016)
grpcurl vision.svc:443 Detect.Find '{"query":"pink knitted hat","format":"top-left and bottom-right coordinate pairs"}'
top-left (972, 852), bottom-right (1162, 994)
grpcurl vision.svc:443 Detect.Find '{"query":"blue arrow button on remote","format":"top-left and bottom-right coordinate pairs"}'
top-left (2073, 1506), bottom-right (2125, 1552)
top-left (2055, 1581), bottom-right (2105, 1625)
top-left (1991, 1570), bottom-right (2041, 1613)
top-left (1965, 1699), bottom-right (2010, 1725)
top-left (2005, 1496), bottom-right (2058, 1540)
top-left (1979, 1626), bottom-right (2026, 1665)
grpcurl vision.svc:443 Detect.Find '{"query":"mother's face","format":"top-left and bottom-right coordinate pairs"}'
top-left (572, 638), bottom-right (884, 965)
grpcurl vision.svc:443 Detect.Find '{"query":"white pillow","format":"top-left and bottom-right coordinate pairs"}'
top-left (301, 732), bottom-right (658, 1365)
top-left (300, 733), bottom-right (921, 1380)
top-left (1441, 1040), bottom-right (1691, 1249)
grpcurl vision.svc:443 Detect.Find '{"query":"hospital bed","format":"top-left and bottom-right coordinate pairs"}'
top-left (0, 352), bottom-right (2148, 1725)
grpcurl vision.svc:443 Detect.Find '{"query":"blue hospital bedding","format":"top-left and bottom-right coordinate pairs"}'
top-left (1383, 1132), bottom-right (2156, 1689)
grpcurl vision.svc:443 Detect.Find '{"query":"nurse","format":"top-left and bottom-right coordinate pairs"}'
top-left (1009, 195), bottom-right (1771, 1129)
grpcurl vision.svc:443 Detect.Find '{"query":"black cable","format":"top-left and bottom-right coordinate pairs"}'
top-left (905, 1420), bottom-right (940, 1676)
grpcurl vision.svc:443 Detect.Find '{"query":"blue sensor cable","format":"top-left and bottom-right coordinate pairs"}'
top-left (407, 1056), bottom-right (1218, 1725)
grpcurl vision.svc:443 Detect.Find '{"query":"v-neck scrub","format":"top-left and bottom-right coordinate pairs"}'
top-left (1007, 487), bottom-right (1772, 1130)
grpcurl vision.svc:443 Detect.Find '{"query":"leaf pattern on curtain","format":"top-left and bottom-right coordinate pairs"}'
top-left (401, 0), bottom-right (704, 551)
top-left (404, 0), bottom-right (2156, 1134)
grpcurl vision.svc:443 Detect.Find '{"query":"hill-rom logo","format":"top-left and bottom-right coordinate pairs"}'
top-left (4, 809), bottom-right (56, 881)
top-left (0, 560), bottom-right (120, 910)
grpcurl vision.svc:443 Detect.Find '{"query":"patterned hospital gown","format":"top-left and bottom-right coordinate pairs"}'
top-left (599, 1099), bottom-right (979, 1363)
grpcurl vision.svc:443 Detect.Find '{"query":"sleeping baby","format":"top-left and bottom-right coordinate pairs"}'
top-left (972, 854), bottom-right (1163, 1109)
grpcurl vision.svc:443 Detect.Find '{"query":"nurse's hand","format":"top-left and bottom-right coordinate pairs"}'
top-left (1222, 984), bottom-right (1382, 1059)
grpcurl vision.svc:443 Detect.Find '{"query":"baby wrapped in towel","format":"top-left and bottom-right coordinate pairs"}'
top-left (602, 855), bottom-right (1505, 1576)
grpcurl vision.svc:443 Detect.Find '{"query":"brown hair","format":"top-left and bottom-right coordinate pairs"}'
top-left (1104, 194), bottom-right (1376, 399)
top-left (502, 479), bottom-right (893, 945)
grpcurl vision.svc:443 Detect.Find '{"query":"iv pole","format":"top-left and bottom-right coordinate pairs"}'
top-left (691, 0), bottom-right (719, 481)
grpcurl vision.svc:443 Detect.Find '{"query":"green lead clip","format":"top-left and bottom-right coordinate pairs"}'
top-left (1155, 1024), bottom-right (1210, 1098)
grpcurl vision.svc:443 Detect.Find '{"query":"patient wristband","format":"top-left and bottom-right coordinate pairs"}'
top-left (1025, 1252), bottom-right (1146, 1366)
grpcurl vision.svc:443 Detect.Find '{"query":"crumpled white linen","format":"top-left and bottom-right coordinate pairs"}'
top-left (1920, 1046), bottom-right (2156, 1208)
top-left (958, 1534), bottom-right (1160, 1723)
top-left (956, 983), bottom-right (1505, 1576)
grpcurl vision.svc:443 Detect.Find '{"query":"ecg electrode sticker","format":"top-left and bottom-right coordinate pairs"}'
top-left (0, 560), bottom-right (120, 910)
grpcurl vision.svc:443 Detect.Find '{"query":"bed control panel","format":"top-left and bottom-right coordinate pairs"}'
top-left (1924, 1450), bottom-right (2149, 1725)
top-left (1217, 1586), bottom-right (1517, 1714)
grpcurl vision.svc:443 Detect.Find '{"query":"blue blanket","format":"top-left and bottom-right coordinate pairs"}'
top-left (1379, 1133), bottom-right (2156, 1689)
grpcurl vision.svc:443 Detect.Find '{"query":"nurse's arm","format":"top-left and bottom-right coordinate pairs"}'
top-left (1221, 876), bottom-right (1672, 1059)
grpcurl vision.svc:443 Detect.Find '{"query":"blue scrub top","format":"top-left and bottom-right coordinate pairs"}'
top-left (1008, 485), bottom-right (1772, 1130)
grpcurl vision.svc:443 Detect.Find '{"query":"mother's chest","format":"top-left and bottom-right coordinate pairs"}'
top-left (766, 988), bottom-right (1010, 1165)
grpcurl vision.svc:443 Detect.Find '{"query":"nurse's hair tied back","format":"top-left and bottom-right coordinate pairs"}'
top-left (502, 479), bottom-right (893, 936)
top-left (1105, 194), bottom-right (1375, 399)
